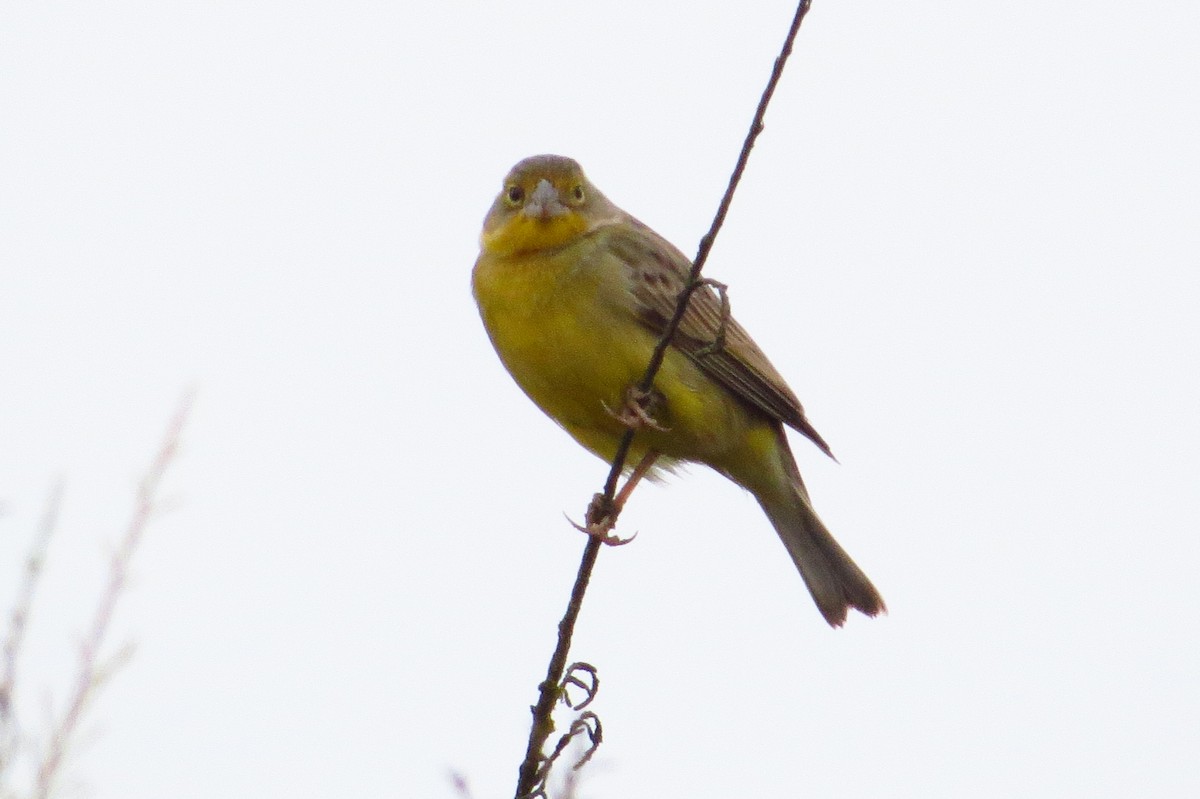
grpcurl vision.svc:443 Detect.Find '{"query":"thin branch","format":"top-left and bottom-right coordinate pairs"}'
top-left (514, 541), bottom-right (601, 798)
top-left (33, 394), bottom-right (193, 799)
top-left (602, 0), bottom-right (813, 502)
top-left (513, 2), bottom-right (815, 796)
top-left (0, 480), bottom-right (64, 779)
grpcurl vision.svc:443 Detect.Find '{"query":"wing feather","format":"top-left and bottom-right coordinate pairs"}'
top-left (596, 218), bottom-right (833, 457)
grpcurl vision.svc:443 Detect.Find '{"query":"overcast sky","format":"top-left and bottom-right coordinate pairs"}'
top-left (2, 1), bottom-right (1197, 797)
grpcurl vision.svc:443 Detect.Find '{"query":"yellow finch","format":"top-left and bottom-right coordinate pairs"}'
top-left (472, 154), bottom-right (884, 626)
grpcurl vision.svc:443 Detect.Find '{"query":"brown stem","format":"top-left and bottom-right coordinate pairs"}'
top-left (33, 394), bottom-right (192, 799)
top-left (513, 3), bottom-right (815, 796)
top-left (601, 0), bottom-right (814, 502)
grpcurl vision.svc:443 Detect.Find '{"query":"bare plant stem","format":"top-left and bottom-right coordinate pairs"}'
top-left (512, 2), bottom-right (815, 797)
top-left (513, 539), bottom-right (602, 797)
top-left (0, 481), bottom-right (64, 781)
top-left (33, 395), bottom-right (193, 799)
top-left (601, 0), bottom-right (813, 502)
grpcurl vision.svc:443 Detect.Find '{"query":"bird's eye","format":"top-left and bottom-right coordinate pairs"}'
top-left (504, 185), bottom-right (525, 206)
top-left (571, 184), bottom-right (585, 203)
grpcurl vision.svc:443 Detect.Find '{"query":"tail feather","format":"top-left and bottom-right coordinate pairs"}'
top-left (757, 473), bottom-right (886, 627)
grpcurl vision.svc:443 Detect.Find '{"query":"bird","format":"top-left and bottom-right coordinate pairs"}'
top-left (471, 154), bottom-right (884, 626)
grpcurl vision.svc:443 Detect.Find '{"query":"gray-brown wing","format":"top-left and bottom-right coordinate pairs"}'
top-left (599, 218), bottom-right (833, 457)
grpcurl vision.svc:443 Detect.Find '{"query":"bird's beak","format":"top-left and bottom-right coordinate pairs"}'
top-left (523, 178), bottom-right (568, 220)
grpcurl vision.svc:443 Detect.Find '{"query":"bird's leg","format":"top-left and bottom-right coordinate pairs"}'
top-left (577, 450), bottom-right (660, 546)
top-left (613, 449), bottom-right (659, 513)
top-left (692, 278), bottom-right (730, 358)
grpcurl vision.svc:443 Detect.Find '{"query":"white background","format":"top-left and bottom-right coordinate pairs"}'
top-left (2, 1), bottom-right (1197, 796)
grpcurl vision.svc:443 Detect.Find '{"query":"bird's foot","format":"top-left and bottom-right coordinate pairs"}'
top-left (566, 493), bottom-right (638, 546)
top-left (604, 386), bottom-right (667, 432)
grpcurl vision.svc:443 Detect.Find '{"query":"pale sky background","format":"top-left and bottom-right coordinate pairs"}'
top-left (1, 1), bottom-right (1197, 797)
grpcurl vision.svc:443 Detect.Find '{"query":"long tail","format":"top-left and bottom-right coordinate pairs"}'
top-left (756, 450), bottom-right (885, 627)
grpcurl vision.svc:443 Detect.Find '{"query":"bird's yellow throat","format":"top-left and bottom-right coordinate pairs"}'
top-left (481, 212), bottom-right (591, 258)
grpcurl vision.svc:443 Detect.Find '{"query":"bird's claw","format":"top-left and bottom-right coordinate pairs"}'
top-left (603, 387), bottom-right (667, 432)
top-left (563, 494), bottom-right (638, 546)
top-left (565, 514), bottom-right (638, 547)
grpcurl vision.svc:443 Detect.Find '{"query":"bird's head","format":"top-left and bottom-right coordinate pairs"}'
top-left (480, 155), bottom-right (619, 257)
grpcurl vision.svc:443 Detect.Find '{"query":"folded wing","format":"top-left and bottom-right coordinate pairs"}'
top-left (597, 219), bottom-right (833, 458)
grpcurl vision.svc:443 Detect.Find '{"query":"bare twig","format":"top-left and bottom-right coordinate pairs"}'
top-left (546, 711), bottom-right (602, 771)
top-left (602, 0), bottom-right (812, 503)
top-left (561, 662), bottom-right (599, 711)
top-left (514, 541), bottom-right (602, 798)
top-left (33, 394), bottom-right (193, 799)
top-left (0, 481), bottom-right (64, 780)
top-left (513, 2), bottom-right (816, 797)
top-left (448, 769), bottom-right (475, 799)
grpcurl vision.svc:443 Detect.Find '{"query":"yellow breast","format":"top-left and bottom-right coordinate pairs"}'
top-left (472, 238), bottom-right (648, 441)
top-left (472, 233), bottom-right (763, 470)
